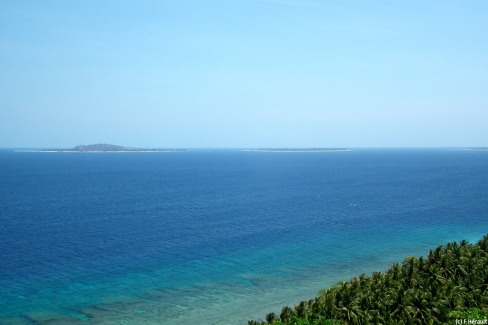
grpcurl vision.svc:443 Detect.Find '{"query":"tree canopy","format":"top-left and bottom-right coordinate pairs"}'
top-left (249, 235), bottom-right (488, 324)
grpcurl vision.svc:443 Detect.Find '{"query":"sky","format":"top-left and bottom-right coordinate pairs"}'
top-left (1, 0), bottom-right (487, 148)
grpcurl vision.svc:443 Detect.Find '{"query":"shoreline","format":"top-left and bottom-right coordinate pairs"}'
top-left (14, 150), bottom-right (182, 153)
top-left (243, 149), bottom-right (351, 153)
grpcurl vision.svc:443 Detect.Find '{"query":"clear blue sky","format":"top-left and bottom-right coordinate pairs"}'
top-left (1, 0), bottom-right (487, 148)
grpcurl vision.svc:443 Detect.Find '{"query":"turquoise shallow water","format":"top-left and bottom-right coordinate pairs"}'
top-left (0, 149), bottom-right (487, 324)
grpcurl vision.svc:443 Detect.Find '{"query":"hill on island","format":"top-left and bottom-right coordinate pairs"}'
top-left (71, 144), bottom-right (142, 152)
top-left (36, 144), bottom-right (183, 152)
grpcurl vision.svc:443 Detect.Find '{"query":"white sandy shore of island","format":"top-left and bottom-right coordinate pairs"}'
top-left (15, 150), bottom-right (181, 153)
top-left (243, 149), bottom-right (351, 152)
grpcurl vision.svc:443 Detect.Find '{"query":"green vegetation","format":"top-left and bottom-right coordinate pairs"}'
top-left (249, 235), bottom-right (488, 324)
top-left (40, 143), bottom-right (184, 152)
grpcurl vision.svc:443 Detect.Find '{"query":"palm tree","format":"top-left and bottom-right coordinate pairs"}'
top-left (249, 235), bottom-right (488, 325)
top-left (265, 312), bottom-right (277, 324)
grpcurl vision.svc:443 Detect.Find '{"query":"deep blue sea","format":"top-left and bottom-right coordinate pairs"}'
top-left (1, 149), bottom-right (487, 324)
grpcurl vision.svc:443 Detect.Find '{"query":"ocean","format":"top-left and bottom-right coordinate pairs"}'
top-left (0, 149), bottom-right (487, 324)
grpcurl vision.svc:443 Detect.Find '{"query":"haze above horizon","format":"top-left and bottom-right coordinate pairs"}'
top-left (1, 1), bottom-right (487, 148)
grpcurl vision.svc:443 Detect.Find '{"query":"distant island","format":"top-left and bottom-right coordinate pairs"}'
top-left (244, 148), bottom-right (350, 152)
top-left (30, 144), bottom-right (184, 152)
